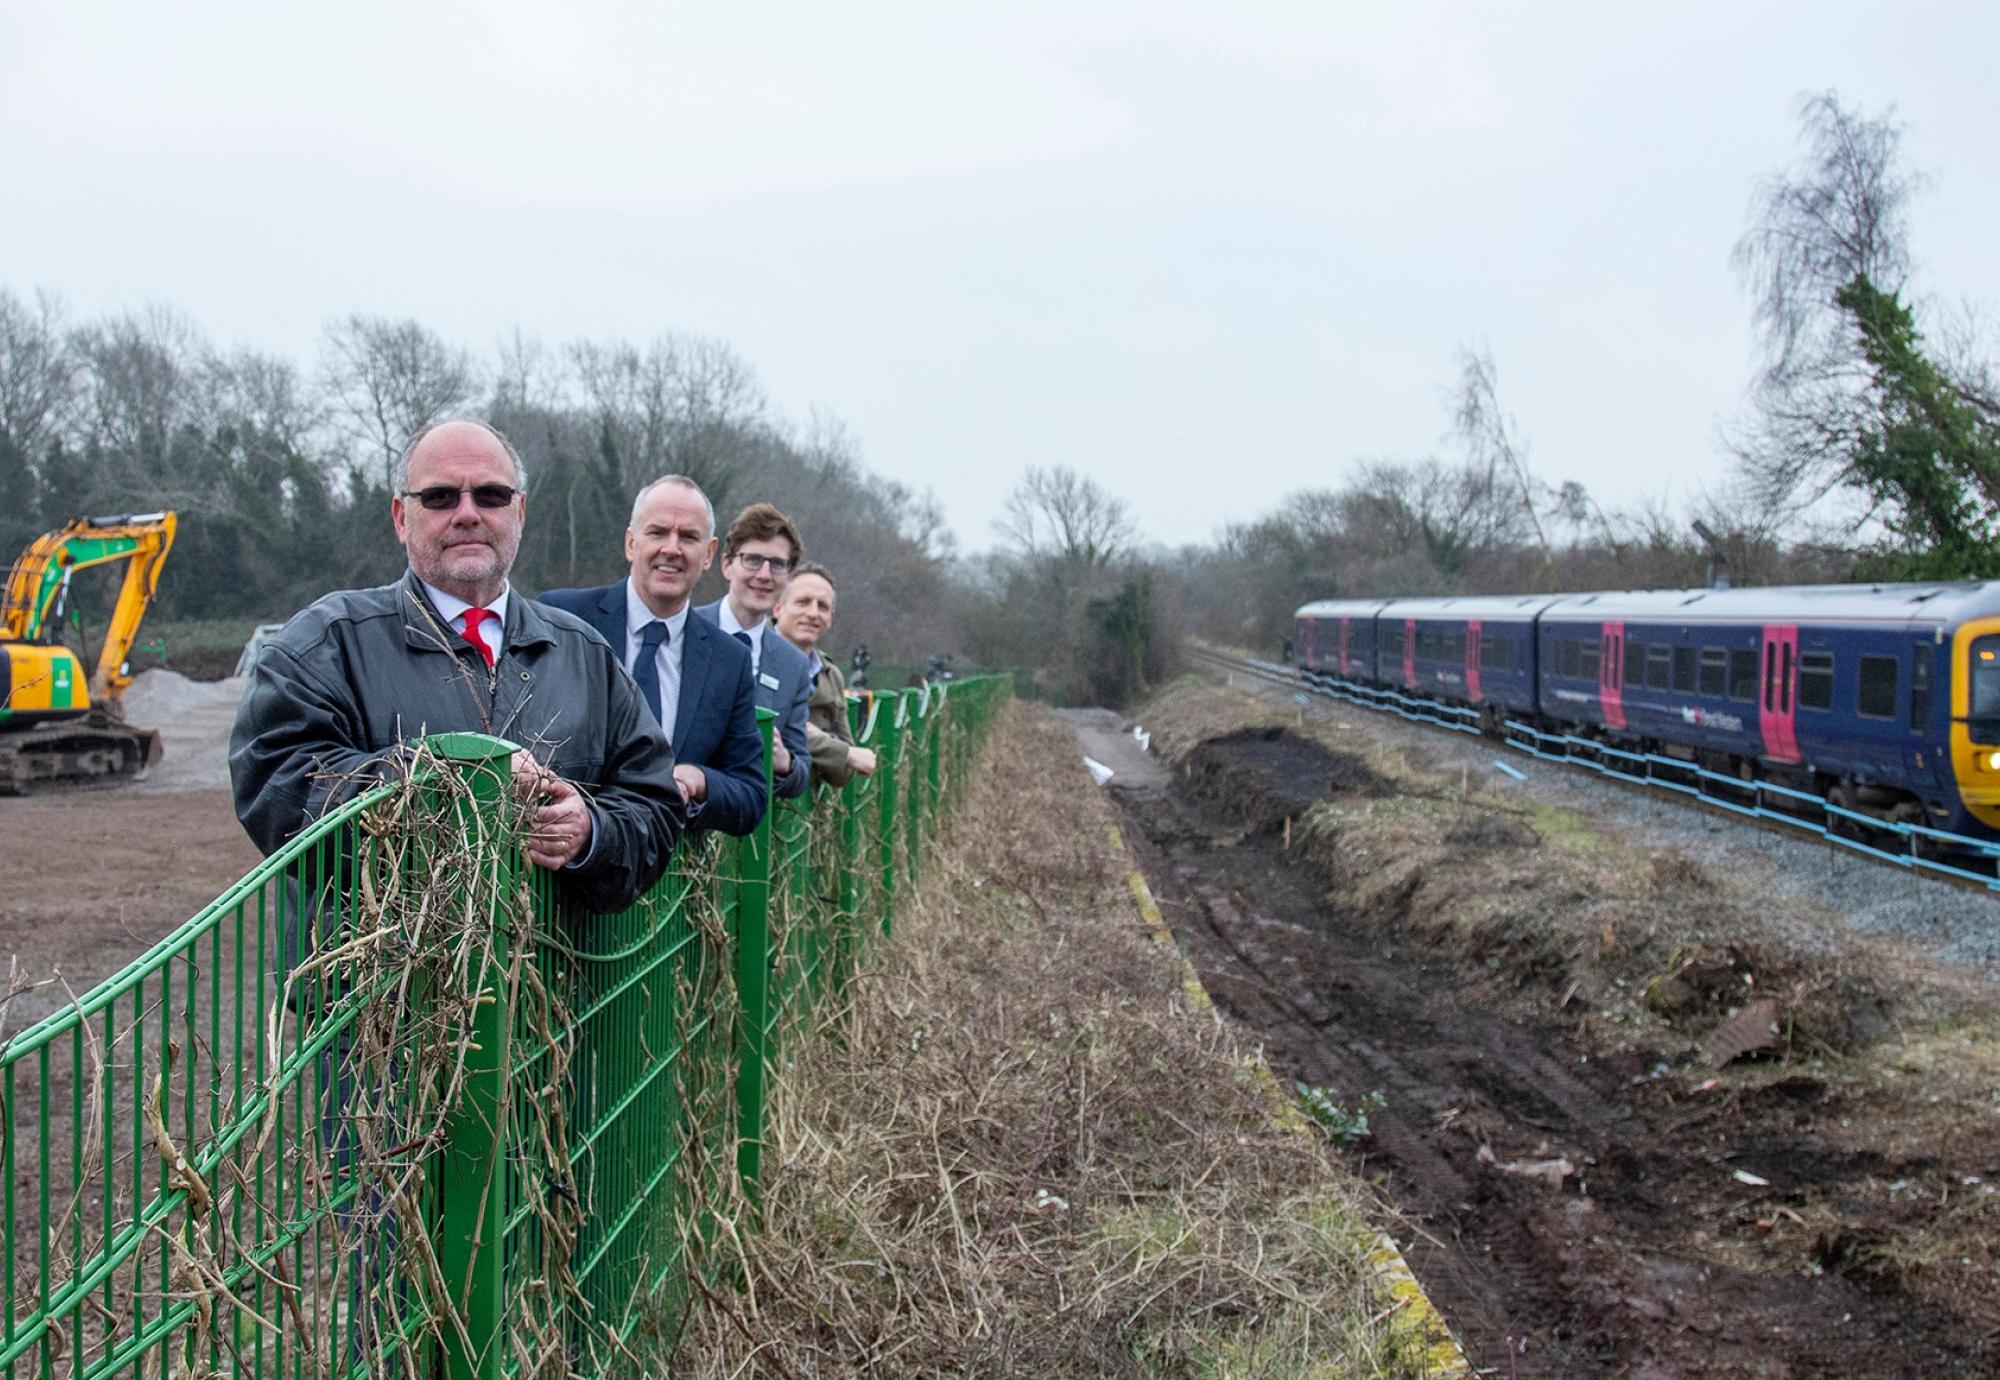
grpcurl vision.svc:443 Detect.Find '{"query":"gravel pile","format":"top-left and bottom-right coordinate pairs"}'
top-left (123, 668), bottom-right (248, 795)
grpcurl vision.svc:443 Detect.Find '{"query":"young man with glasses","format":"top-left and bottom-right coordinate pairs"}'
top-left (693, 504), bottom-right (813, 799)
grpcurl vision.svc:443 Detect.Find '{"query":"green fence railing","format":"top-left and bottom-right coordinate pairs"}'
top-left (0, 674), bottom-right (1011, 1379)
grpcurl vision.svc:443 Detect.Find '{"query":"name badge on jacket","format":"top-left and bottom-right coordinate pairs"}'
top-left (760, 672), bottom-right (782, 691)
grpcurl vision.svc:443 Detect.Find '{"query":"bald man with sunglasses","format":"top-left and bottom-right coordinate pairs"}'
top-left (229, 418), bottom-right (682, 921)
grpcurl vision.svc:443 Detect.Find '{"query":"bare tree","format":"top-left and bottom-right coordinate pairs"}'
top-left (0, 288), bottom-right (80, 460)
top-left (1452, 345), bottom-right (1558, 585)
top-left (566, 332), bottom-right (765, 507)
top-left (995, 465), bottom-right (1134, 568)
top-left (321, 314), bottom-right (479, 488)
top-left (76, 304), bottom-right (208, 465)
top-left (1730, 91), bottom-right (1920, 515)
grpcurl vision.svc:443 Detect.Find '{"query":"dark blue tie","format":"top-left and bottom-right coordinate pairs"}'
top-left (633, 621), bottom-right (670, 726)
top-left (733, 630), bottom-right (753, 651)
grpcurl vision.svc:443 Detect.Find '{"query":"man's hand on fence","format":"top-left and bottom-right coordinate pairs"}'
top-left (848, 746), bottom-right (878, 777)
top-left (514, 753), bottom-right (595, 869)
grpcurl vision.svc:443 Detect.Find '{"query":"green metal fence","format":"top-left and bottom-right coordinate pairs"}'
top-left (0, 675), bottom-right (1010, 1378)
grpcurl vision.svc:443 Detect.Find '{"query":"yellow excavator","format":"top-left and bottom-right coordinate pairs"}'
top-left (1, 512), bottom-right (178, 793)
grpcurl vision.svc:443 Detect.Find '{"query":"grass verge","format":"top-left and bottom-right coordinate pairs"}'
top-left (666, 700), bottom-right (1439, 1378)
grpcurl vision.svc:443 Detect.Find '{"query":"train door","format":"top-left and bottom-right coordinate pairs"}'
top-left (1600, 621), bottom-right (1626, 730)
top-left (1759, 624), bottom-right (1801, 762)
top-left (1466, 621), bottom-right (1483, 702)
top-left (1403, 618), bottom-right (1417, 690)
top-left (1337, 617), bottom-right (1351, 676)
top-left (1908, 637), bottom-right (1942, 787)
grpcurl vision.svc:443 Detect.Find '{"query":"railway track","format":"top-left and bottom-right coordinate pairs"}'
top-left (1189, 643), bottom-right (2000, 897)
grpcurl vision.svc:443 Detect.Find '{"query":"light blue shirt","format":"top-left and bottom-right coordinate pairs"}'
top-left (623, 579), bottom-right (691, 745)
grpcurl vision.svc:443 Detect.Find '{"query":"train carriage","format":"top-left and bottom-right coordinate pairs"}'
top-left (1535, 583), bottom-right (2000, 836)
top-left (1294, 599), bottom-right (1390, 684)
top-left (1374, 595), bottom-right (1559, 725)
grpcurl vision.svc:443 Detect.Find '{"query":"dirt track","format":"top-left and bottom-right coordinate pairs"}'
top-left (1066, 700), bottom-right (2000, 1379)
top-left (0, 672), bottom-right (257, 1032)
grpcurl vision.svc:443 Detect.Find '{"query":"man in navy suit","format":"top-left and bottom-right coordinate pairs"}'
top-left (693, 503), bottom-right (813, 800)
top-left (539, 476), bottom-right (768, 836)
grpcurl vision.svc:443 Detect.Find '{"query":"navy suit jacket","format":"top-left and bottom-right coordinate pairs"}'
top-left (693, 599), bottom-right (812, 799)
top-left (536, 583), bottom-right (768, 837)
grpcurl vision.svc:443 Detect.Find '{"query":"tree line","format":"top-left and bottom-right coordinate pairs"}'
top-left (0, 299), bottom-right (963, 675)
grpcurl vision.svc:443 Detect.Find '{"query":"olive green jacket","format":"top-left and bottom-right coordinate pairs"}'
top-left (805, 657), bottom-right (860, 788)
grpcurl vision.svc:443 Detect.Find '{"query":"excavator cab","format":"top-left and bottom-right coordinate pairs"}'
top-left (1, 512), bottom-right (177, 791)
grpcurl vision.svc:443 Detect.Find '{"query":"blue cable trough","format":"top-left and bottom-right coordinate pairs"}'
top-left (1195, 647), bottom-right (2000, 893)
top-left (1491, 759), bottom-right (1527, 782)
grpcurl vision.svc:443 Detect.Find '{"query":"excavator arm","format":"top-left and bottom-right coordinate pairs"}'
top-left (0, 513), bottom-right (178, 705)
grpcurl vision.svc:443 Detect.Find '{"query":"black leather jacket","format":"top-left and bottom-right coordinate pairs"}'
top-left (228, 570), bottom-right (683, 916)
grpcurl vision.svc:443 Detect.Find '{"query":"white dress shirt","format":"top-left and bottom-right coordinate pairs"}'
top-left (625, 579), bottom-right (691, 742)
top-left (419, 579), bottom-right (510, 663)
top-left (715, 599), bottom-right (766, 677)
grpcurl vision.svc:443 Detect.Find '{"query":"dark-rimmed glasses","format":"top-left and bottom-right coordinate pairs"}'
top-left (400, 484), bottom-right (522, 510)
top-left (730, 552), bottom-right (794, 574)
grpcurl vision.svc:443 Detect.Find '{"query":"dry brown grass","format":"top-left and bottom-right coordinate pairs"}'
top-left (664, 701), bottom-right (1437, 1379)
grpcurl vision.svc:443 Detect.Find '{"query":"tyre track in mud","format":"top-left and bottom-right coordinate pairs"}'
top-left (1070, 713), bottom-right (1986, 1379)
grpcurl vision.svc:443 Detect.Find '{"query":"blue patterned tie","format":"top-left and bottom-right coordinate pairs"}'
top-left (633, 621), bottom-right (670, 726)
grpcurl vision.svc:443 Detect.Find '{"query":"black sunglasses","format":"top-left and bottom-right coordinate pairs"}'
top-left (401, 484), bottom-right (522, 511)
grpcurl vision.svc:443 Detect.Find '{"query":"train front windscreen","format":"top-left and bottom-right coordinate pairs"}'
top-left (1970, 634), bottom-right (2000, 743)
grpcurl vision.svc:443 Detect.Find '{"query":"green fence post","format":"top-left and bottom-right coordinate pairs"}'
top-left (833, 695), bottom-right (872, 998)
top-left (903, 687), bottom-right (928, 890)
top-left (426, 730), bottom-right (519, 1380)
top-left (927, 685), bottom-right (945, 831)
top-left (875, 693), bottom-right (904, 937)
top-left (734, 709), bottom-right (777, 1198)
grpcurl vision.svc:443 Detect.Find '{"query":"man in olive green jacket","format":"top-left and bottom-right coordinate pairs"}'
top-left (773, 562), bottom-right (877, 788)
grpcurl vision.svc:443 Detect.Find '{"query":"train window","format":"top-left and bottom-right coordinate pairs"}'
top-left (1646, 645), bottom-right (1671, 690)
top-left (1857, 655), bottom-right (1897, 719)
top-left (1798, 649), bottom-right (1830, 711)
top-left (1699, 648), bottom-right (1726, 696)
top-left (1448, 631), bottom-right (1466, 662)
top-left (1558, 639), bottom-right (1580, 678)
top-left (1730, 649), bottom-right (1758, 702)
top-left (1969, 635), bottom-right (2000, 741)
top-left (1624, 641), bottom-right (1644, 686)
top-left (1910, 644), bottom-right (1930, 733)
top-left (1579, 642), bottom-right (1601, 684)
top-left (1672, 646), bottom-right (1697, 692)
top-left (1481, 634), bottom-right (1509, 671)
top-left (1763, 644), bottom-right (1776, 710)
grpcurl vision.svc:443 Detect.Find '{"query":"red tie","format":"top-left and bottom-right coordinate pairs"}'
top-left (460, 607), bottom-right (496, 669)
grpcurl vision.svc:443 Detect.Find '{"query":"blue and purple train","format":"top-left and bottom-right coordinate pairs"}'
top-left (1294, 582), bottom-right (2000, 839)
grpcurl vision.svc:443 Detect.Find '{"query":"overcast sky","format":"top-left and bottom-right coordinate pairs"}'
top-left (4, 3), bottom-right (1996, 551)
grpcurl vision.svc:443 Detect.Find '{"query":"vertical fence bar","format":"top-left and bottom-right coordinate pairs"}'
top-left (903, 687), bottom-right (928, 892)
top-left (875, 693), bottom-right (905, 938)
top-left (734, 709), bottom-right (778, 1198)
top-left (427, 731), bottom-right (519, 1380)
top-left (833, 696), bottom-right (868, 998)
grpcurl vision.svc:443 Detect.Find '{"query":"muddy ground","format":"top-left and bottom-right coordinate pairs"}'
top-left (0, 673), bottom-right (256, 1032)
top-left (1068, 684), bottom-right (2000, 1380)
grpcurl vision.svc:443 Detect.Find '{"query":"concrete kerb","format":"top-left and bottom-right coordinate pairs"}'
top-left (1106, 823), bottom-right (1471, 1378)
